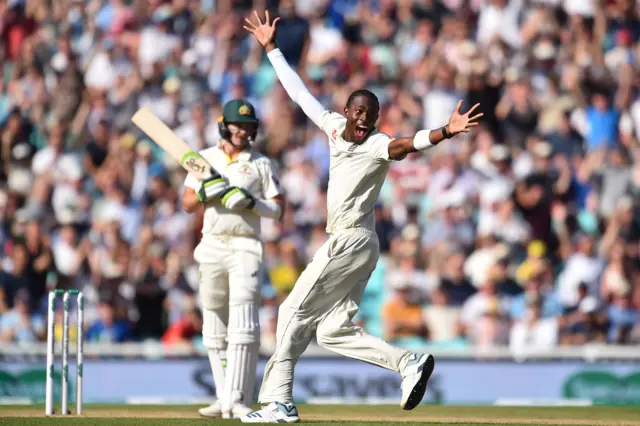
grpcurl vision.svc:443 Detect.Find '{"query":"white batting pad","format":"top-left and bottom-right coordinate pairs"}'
top-left (207, 349), bottom-right (227, 400)
top-left (223, 303), bottom-right (260, 410)
top-left (202, 308), bottom-right (228, 400)
top-left (202, 308), bottom-right (228, 350)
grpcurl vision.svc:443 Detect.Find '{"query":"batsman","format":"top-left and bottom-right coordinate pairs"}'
top-left (182, 99), bottom-right (284, 419)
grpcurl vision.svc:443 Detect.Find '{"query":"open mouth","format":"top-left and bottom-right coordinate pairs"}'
top-left (355, 125), bottom-right (368, 138)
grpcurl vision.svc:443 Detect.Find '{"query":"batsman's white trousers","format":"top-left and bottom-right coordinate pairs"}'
top-left (258, 228), bottom-right (411, 403)
top-left (196, 235), bottom-right (263, 312)
top-left (197, 235), bottom-right (262, 409)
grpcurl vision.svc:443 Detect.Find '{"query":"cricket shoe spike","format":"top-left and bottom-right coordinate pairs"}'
top-left (198, 400), bottom-right (222, 418)
top-left (400, 353), bottom-right (435, 410)
top-left (240, 402), bottom-right (300, 423)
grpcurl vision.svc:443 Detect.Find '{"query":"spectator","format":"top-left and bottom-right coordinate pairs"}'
top-left (20, 215), bottom-right (53, 313)
top-left (438, 249), bottom-right (477, 306)
top-left (511, 259), bottom-right (563, 321)
top-left (162, 298), bottom-right (202, 347)
top-left (477, 181), bottom-right (530, 245)
top-left (586, 92), bottom-right (620, 151)
top-left (596, 149), bottom-right (633, 218)
top-left (608, 290), bottom-right (640, 344)
top-left (0, 289), bottom-right (44, 342)
top-left (559, 286), bottom-right (608, 345)
top-left (383, 278), bottom-right (428, 349)
top-left (510, 294), bottom-right (559, 354)
top-left (422, 190), bottom-right (475, 253)
top-left (461, 269), bottom-right (510, 330)
top-left (422, 287), bottom-right (464, 346)
top-left (132, 242), bottom-right (169, 341)
top-left (268, 238), bottom-right (303, 298)
top-left (496, 75), bottom-right (539, 150)
top-left (274, 0), bottom-right (310, 70)
top-left (557, 233), bottom-right (604, 307)
top-left (546, 111), bottom-right (584, 158)
top-left (86, 300), bottom-right (131, 343)
top-left (387, 250), bottom-right (430, 303)
top-left (0, 240), bottom-right (29, 307)
top-left (475, 300), bottom-right (510, 349)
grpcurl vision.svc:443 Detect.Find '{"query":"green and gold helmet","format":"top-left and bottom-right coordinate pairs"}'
top-left (218, 99), bottom-right (260, 141)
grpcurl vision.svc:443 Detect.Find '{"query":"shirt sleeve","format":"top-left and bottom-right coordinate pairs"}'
top-left (317, 111), bottom-right (346, 137)
top-left (368, 132), bottom-right (394, 162)
top-left (183, 172), bottom-right (201, 191)
top-left (267, 48), bottom-right (327, 129)
top-left (260, 159), bottom-right (283, 199)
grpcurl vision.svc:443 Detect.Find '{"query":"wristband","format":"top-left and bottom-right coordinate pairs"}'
top-left (442, 125), bottom-right (452, 139)
top-left (412, 129), bottom-right (434, 151)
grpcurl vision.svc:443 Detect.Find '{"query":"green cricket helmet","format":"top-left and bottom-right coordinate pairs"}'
top-left (218, 99), bottom-right (260, 142)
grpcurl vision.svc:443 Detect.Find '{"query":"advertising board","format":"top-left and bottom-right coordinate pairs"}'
top-left (2, 359), bottom-right (639, 405)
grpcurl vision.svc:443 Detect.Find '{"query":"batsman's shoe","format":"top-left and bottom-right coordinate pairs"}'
top-left (400, 353), bottom-right (435, 410)
top-left (198, 400), bottom-right (222, 418)
top-left (222, 403), bottom-right (254, 419)
top-left (240, 402), bottom-right (300, 423)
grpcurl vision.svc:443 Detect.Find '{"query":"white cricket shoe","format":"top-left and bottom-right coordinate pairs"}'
top-left (198, 400), bottom-right (222, 418)
top-left (400, 353), bottom-right (435, 410)
top-left (240, 402), bottom-right (300, 423)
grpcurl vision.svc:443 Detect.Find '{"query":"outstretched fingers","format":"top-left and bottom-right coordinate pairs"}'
top-left (265, 10), bottom-right (271, 25)
top-left (243, 18), bottom-right (256, 33)
top-left (253, 10), bottom-right (263, 25)
top-left (465, 103), bottom-right (481, 116)
top-left (469, 113), bottom-right (484, 122)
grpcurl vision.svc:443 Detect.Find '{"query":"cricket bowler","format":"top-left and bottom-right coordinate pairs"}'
top-left (242, 11), bottom-right (483, 423)
top-left (181, 99), bottom-right (284, 419)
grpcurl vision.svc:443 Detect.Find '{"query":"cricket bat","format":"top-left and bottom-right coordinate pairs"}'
top-left (131, 107), bottom-right (212, 180)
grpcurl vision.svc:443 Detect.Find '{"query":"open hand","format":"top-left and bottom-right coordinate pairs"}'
top-left (447, 100), bottom-right (483, 135)
top-left (243, 10), bottom-right (280, 50)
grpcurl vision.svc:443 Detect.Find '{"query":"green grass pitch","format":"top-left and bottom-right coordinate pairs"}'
top-left (1, 404), bottom-right (640, 425)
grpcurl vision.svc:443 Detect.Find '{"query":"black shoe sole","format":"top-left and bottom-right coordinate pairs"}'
top-left (403, 354), bottom-right (435, 411)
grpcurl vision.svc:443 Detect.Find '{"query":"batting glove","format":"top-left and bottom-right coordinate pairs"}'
top-left (197, 169), bottom-right (230, 203)
top-left (219, 186), bottom-right (256, 211)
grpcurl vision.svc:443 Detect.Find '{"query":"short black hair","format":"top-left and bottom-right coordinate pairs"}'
top-left (346, 89), bottom-right (380, 114)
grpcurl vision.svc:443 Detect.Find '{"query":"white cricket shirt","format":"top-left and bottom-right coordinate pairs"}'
top-left (184, 145), bottom-right (282, 238)
top-left (265, 48), bottom-right (394, 234)
top-left (318, 112), bottom-right (394, 233)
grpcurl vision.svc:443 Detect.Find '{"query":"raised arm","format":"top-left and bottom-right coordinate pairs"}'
top-left (244, 11), bottom-right (326, 128)
top-left (387, 100), bottom-right (483, 161)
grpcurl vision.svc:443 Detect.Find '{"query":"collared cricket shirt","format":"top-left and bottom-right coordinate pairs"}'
top-left (318, 111), bottom-right (394, 234)
top-left (184, 145), bottom-right (281, 238)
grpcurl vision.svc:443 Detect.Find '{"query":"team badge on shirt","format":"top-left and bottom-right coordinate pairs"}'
top-left (238, 164), bottom-right (252, 175)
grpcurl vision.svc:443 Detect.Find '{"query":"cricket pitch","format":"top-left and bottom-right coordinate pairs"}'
top-left (2, 404), bottom-right (640, 425)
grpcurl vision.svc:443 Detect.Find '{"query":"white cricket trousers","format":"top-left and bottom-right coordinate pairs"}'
top-left (197, 235), bottom-right (262, 410)
top-left (258, 228), bottom-right (411, 403)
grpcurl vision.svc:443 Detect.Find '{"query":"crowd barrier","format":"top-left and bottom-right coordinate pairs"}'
top-left (1, 343), bottom-right (639, 406)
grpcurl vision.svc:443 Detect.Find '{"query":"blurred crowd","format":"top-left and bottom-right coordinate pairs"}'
top-left (1, 0), bottom-right (640, 354)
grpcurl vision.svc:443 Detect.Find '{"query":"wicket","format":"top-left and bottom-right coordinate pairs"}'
top-left (45, 289), bottom-right (84, 416)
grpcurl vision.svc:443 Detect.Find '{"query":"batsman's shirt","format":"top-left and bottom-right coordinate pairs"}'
top-left (184, 146), bottom-right (282, 239)
top-left (318, 112), bottom-right (394, 234)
